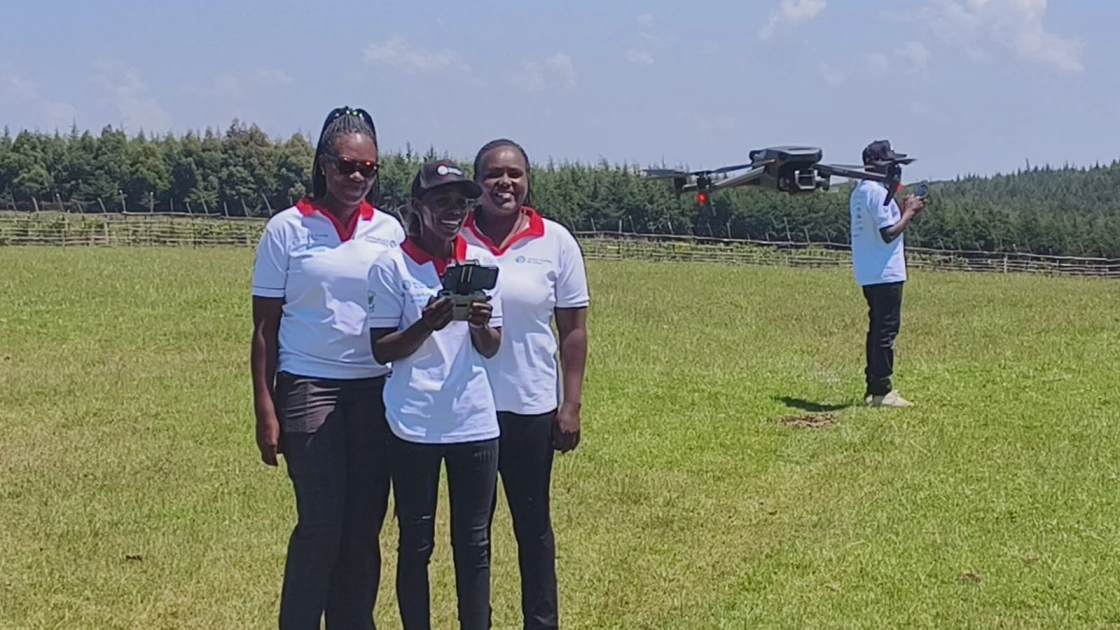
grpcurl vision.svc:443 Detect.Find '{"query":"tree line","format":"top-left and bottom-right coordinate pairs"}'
top-left (2, 121), bottom-right (1120, 258)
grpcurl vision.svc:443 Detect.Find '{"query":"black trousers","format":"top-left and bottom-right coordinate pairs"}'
top-left (492, 411), bottom-right (560, 630)
top-left (275, 372), bottom-right (391, 630)
top-left (862, 281), bottom-right (904, 397)
top-left (388, 434), bottom-right (500, 630)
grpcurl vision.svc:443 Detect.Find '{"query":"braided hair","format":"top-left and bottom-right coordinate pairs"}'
top-left (473, 138), bottom-right (532, 206)
top-left (311, 106), bottom-right (380, 205)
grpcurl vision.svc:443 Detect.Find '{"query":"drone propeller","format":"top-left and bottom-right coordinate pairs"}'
top-left (707, 162), bottom-right (756, 175)
top-left (642, 162), bottom-right (757, 180)
top-left (642, 168), bottom-right (691, 179)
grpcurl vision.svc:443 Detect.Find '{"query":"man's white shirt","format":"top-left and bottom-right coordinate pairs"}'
top-left (850, 180), bottom-right (907, 286)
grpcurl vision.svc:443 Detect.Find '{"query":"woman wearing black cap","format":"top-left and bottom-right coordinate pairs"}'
top-left (365, 159), bottom-right (503, 630)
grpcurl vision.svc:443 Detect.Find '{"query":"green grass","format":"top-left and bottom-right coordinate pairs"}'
top-left (2, 247), bottom-right (1119, 629)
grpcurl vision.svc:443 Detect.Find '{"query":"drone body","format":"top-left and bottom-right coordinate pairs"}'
top-left (644, 145), bottom-right (915, 207)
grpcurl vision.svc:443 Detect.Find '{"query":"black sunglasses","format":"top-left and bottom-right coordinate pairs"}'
top-left (327, 155), bottom-right (378, 178)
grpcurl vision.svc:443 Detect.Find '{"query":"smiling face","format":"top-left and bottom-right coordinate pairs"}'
top-left (415, 185), bottom-right (474, 242)
top-left (476, 146), bottom-right (529, 218)
top-left (320, 132), bottom-right (378, 208)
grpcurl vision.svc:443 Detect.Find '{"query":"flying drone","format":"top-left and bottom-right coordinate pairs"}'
top-left (643, 146), bottom-right (915, 206)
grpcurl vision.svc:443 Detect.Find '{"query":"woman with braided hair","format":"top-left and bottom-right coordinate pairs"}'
top-left (250, 106), bottom-right (405, 630)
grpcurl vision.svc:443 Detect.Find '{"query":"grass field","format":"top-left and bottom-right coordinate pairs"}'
top-left (2, 247), bottom-right (1119, 629)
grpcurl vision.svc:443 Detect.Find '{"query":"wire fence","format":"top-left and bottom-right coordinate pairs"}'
top-left (2, 210), bottom-right (1119, 278)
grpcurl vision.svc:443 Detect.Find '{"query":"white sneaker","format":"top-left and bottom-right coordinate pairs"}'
top-left (868, 391), bottom-right (914, 407)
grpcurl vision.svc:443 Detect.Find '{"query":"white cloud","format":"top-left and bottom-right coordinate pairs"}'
top-left (547, 54), bottom-right (577, 88)
top-left (818, 62), bottom-right (846, 86)
top-left (202, 67), bottom-right (294, 103)
top-left (363, 36), bottom-right (469, 74)
top-left (0, 63), bottom-right (79, 129)
top-left (636, 13), bottom-right (674, 49)
top-left (626, 49), bottom-right (654, 66)
top-left (90, 57), bottom-right (173, 132)
top-left (895, 41), bottom-right (932, 75)
top-left (511, 53), bottom-right (576, 91)
top-left (759, 0), bottom-right (827, 42)
top-left (863, 52), bottom-right (891, 77)
top-left (925, 0), bottom-right (1083, 72)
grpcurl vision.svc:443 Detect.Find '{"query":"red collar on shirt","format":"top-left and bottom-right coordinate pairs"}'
top-left (295, 197), bottom-right (375, 242)
top-left (400, 235), bottom-right (469, 275)
top-left (463, 206), bottom-right (546, 256)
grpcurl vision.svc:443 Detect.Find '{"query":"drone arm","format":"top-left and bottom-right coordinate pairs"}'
top-left (710, 166), bottom-right (767, 190)
top-left (816, 164), bottom-right (888, 183)
top-left (818, 163), bottom-right (905, 206)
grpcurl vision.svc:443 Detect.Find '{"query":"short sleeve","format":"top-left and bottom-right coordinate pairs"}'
top-left (391, 217), bottom-right (407, 244)
top-left (866, 185), bottom-right (896, 229)
top-left (366, 253), bottom-right (404, 329)
top-left (251, 218), bottom-right (290, 298)
top-left (486, 254), bottom-right (503, 329)
top-left (554, 228), bottom-right (590, 309)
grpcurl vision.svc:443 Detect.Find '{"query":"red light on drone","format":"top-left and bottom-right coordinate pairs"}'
top-left (696, 192), bottom-right (709, 204)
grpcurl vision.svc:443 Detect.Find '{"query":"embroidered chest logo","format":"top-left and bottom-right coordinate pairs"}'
top-left (514, 255), bottom-right (552, 266)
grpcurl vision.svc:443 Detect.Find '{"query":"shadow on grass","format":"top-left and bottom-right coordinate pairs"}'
top-left (776, 396), bottom-right (854, 413)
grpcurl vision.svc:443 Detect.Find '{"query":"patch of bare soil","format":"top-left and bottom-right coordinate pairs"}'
top-left (779, 413), bottom-right (838, 428)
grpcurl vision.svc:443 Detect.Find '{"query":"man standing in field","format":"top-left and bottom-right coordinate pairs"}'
top-left (849, 139), bottom-right (925, 407)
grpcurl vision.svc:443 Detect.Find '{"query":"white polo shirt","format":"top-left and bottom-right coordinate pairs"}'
top-left (251, 198), bottom-right (405, 380)
top-left (463, 208), bottom-right (590, 415)
top-left (850, 180), bottom-right (907, 286)
top-left (366, 236), bottom-right (503, 444)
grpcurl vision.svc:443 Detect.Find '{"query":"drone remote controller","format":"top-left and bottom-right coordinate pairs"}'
top-left (439, 260), bottom-right (499, 321)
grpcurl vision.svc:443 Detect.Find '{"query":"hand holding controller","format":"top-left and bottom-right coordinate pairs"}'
top-left (439, 260), bottom-right (500, 322)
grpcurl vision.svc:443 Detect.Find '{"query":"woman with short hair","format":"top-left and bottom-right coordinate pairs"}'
top-left (464, 138), bottom-right (590, 630)
top-left (250, 106), bottom-right (404, 630)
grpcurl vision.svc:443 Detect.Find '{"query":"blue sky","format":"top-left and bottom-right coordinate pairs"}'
top-left (0, 0), bottom-right (1115, 182)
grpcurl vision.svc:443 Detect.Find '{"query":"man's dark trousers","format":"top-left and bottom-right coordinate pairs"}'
top-left (862, 281), bottom-right (904, 397)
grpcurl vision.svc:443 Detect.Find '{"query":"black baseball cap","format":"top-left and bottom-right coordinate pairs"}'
top-left (411, 159), bottom-right (482, 199)
top-left (862, 139), bottom-right (907, 163)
